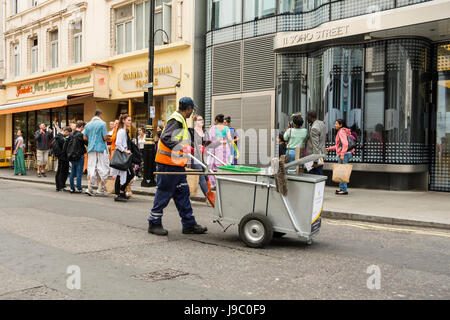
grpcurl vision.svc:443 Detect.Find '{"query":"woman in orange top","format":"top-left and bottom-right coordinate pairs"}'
top-left (109, 120), bottom-right (119, 160)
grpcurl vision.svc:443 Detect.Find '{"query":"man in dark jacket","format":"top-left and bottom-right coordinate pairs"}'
top-left (67, 121), bottom-right (87, 193)
top-left (53, 126), bottom-right (72, 192)
top-left (34, 123), bottom-right (53, 177)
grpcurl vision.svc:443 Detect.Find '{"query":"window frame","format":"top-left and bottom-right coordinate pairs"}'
top-left (50, 30), bottom-right (59, 69)
top-left (13, 44), bottom-right (20, 77)
top-left (31, 38), bottom-right (38, 74)
top-left (115, 1), bottom-right (172, 55)
top-left (74, 22), bottom-right (83, 64)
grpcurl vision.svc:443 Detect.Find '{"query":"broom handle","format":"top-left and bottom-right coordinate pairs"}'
top-left (155, 172), bottom-right (271, 176)
top-left (284, 154), bottom-right (326, 169)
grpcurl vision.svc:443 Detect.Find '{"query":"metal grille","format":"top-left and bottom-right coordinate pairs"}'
top-left (331, 0), bottom-right (395, 21)
top-left (241, 95), bottom-right (273, 166)
top-left (205, 47), bottom-right (212, 126)
top-left (242, 16), bottom-right (277, 39)
top-left (243, 36), bottom-right (275, 92)
top-left (212, 42), bottom-right (241, 95)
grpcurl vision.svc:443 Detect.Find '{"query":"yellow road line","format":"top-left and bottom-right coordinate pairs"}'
top-left (324, 219), bottom-right (450, 238)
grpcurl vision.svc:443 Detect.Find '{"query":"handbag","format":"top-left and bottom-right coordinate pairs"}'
top-left (332, 163), bottom-right (353, 183)
top-left (110, 150), bottom-right (132, 171)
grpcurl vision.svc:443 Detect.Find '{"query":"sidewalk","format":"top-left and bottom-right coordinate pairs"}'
top-left (1, 168), bottom-right (449, 230)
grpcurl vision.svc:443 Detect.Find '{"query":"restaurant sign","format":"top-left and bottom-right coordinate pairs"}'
top-left (7, 71), bottom-right (93, 100)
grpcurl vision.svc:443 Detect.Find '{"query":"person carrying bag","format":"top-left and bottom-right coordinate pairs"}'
top-left (327, 119), bottom-right (356, 195)
top-left (110, 114), bottom-right (135, 202)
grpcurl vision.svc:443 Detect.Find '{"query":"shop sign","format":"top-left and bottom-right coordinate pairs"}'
top-left (280, 25), bottom-right (350, 47)
top-left (7, 71), bottom-right (93, 100)
top-left (118, 63), bottom-right (181, 93)
top-left (93, 68), bottom-right (110, 99)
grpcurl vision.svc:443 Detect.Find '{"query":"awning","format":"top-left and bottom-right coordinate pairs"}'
top-left (0, 95), bottom-right (68, 115)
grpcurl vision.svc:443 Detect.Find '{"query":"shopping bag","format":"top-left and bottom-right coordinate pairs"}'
top-left (104, 177), bottom-right (116, 194)
top-left (332, 163), bottom-right (353, 183)
top-left (110, 150), bottom-right (132, 171)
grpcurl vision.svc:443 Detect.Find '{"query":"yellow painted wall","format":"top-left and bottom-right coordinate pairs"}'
top-left (0, 116), bottom-right (5, 146)
top-left (109, 45), bottom-right (194, 103)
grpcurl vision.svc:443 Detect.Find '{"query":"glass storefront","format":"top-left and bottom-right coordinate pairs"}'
top-left (277, 38), bottom-right (432, 164)
top-left (12, 105), bottom-right (84, 154)
top-left (430, 43), bottom-right (450, 192)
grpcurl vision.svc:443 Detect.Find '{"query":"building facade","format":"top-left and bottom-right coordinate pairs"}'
top-left (0, 0), bottom-right (206, 165)
top-left (205, 0), bottom-right (450, 192)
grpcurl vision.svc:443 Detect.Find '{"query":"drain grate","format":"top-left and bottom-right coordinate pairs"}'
top-left (131, 269), bottom-right (190, 282)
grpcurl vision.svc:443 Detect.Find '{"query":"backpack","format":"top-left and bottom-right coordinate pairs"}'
top-left (345, 133), bottom-right (357, 152)
top-left (50, 134), bottom-right (64, 157)
top-left (339, 130), bottom-right (357, 152)
top-left (66, 132), bottom-right (84, 161)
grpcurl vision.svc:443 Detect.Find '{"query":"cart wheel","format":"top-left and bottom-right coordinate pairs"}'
top-left (239, 213), bottom-right (273, 248)
top-left (273, 232), bottom-right (286, 238)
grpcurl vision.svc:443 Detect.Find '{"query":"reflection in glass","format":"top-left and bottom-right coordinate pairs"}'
top-left (431, 43), bottom-right (450, 191)
top-left (277, 54), bottom-right (307, 131)
top-left (244, 0), bottom-right (276, 21)
top-left (209, 0), bottom-right (242, 30)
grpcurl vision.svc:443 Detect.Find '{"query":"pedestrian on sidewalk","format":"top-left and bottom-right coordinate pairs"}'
top-left (224, 116), bottom-right (239, 165)
top-left (34, 123), bottom-right (53, 177)
top-left (53, 126), bottom-right (72, 191)
top-left (13, 130), bottom-right (26, 176)
top-left (147, 97), bottom-right (208, 236)
top-left (207, 114), bottom-right (233, 188)
top-left (83, 110), bottom-right (110, 196)
top-left (284, 114), bottom-right (308, 163)
top-left (135, 127), bottom-right (146, 178)
top-left (111, 114), bottom-right (135, 202)
top-left (188, 114), bottom-right (212, 197)
top-left (67, 121), bottom-right (87, 193)
top-left (326, 118), bottom-right (355, 195)
top-left (306, 110), bottom-right (326, 175)
top-left (278, 132), bottom-right (287, 159)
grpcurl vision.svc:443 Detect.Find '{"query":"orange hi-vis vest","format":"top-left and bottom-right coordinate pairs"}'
top-left (155, 111), bottom-right (189, 167)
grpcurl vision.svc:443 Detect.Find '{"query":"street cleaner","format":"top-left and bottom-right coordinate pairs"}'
top-left (147, 97), bottom-right (208, 236)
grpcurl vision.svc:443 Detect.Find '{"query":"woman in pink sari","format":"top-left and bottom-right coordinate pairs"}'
top-left (208, 114), bottom-right (233, 188)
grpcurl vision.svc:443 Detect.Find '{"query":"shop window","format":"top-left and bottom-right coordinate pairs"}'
top-left (27, 111), bottom-right (36, 153)
top-left (431, 43), bottom-right (450, 191)
top-left (68, 105), bottom-right (84, 124)
top-left (52, 107), bottom-right (67, 134)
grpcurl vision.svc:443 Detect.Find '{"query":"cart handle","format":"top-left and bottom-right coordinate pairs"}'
top-left (216, 176), bottom-right (276, 189)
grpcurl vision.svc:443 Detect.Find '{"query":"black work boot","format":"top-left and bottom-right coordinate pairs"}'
top-left (148, 221), bottom-right (168, 236)
top-left (182, 224), bottom-right (208, 234)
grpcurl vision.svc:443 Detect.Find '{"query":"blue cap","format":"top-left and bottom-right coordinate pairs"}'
top-left (179, 97), bottom-right (195, 110)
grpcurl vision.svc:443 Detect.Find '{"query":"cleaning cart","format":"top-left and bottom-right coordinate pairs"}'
top-left (213, 165), bottom-right (326, 248)
top-left (156, 153), bottom-right (326, 248)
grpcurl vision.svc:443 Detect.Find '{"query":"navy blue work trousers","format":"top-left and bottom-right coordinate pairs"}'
top-left (148, 163), bottom-right (197, 229)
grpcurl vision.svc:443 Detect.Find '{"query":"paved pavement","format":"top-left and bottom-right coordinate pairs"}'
top-left (0, 179), bottom-right (449, 300)
top-left (1, 168), bottom-right (449, 230)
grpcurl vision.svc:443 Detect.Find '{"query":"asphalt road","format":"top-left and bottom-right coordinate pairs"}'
top-left (0, 179), bottom-right (448, 300)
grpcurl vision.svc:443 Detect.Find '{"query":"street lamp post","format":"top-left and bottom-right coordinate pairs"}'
top-left (141, 0), bottom-right (156, 187)
top-left (141, 4), bottom-right (171, 188)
